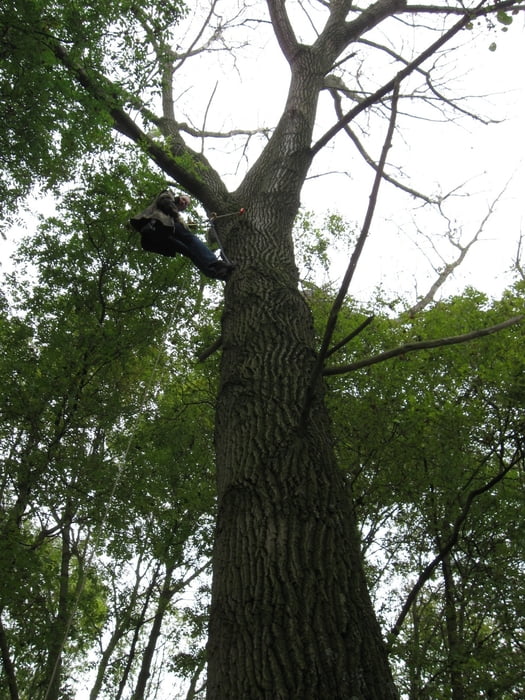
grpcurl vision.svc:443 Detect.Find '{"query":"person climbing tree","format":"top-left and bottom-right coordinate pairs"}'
top-left (130, 189), bottom-right (235, 281)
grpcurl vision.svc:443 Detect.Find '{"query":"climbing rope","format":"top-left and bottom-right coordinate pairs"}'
top-left (207, 208), bottom-right (246, 266)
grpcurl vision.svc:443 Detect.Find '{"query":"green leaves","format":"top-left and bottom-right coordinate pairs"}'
top-left (0, 0), bottom-right (189, 230)
top-left (496, 10), bottom-right (514, 26)
top-left (319, 286), bottom-right (525, 697)
top-left (0, 151), bottom-right (221, 697)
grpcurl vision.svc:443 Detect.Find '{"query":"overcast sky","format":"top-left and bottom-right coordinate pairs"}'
top-left (3, 4), bottom-right (524, 310)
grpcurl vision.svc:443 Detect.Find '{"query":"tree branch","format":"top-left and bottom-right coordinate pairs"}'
top-left (324, 81), bottom-right (438, 203)
top-left (403, 1), bottom-right (525, 15)
top-left (404, 184), bottom-right (511, 317)
top-left (316, 83), bottom-right (399, 366)
top-left (50, 42), bottom-right (228, 207)
top-left (197, 336), bottom-right (223, 362)
top-left (355, 37), bottom-right (498, 126)
top-left (311, 0), bottom-right (492, 155)
top-left (302, 83), bottom-right (399, 418)
top-left (267, 0), bottom-right (301, 62)
top-left (323, 316), bottom-right (523, 376)
top-left (325, 315), bottom-right (375, 359)
top-left (386, 448), bottom-right (523, 651)
top-left (343, 0), bottom-right (407, 43)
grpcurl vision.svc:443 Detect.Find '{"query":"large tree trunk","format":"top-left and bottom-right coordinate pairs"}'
top-left (207, 203), bottom-right (398, 697)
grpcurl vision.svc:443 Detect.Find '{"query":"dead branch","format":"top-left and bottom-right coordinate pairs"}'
top-left (404, 183), bottom-right (512, 317)
top-left (356, 37), bottom-right (499, 126)
top-left (323, 315), bottom-right (523, 376)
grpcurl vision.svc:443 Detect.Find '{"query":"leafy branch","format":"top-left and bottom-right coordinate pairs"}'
top-left (323, 315), bottom-right (523, 375)
top-left (386, 446), bottom-right (524, 651)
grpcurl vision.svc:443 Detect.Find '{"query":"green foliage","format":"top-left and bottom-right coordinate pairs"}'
top-left (293, 209), bottom-right (354, 284)
top-left (316, 286), bottom-right (525, 698)
top-left (0, 0), bottom-right (188, 230)
top-left (0, 152), bottom-right (220, 698)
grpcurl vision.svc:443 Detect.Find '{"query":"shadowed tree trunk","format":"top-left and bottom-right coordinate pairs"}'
top-left (202, 14), bottom-right (400, 697)
top-left (207, 197), bottom-right (398, 697)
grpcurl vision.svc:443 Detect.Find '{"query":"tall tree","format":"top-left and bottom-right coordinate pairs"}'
top-left (2, 1), bottom-right (524, 697)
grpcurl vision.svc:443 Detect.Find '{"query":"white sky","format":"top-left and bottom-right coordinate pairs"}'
top-left (2, 4), bottom-right (524, 311)
top-left (172, 4), bottom-right (525, 306)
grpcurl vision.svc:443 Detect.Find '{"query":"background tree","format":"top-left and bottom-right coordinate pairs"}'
top-left (1, 1), bottom-right (524, 698)
top-left (0, 157), bottom-right (219, 699)
top-left (321, 285), bottom-right (525, 699)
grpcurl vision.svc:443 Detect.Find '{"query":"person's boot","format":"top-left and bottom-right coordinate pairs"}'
top-left (209, 259), bottom-right (235, 280)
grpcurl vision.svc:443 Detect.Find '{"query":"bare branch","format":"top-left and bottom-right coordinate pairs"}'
top-left (302, 83), bottom-right (399, 416)
top-left (201, 81), bottom-right (219, 154)
top-left (311, 0), bottom-right (492, 155)
top-left (178, 122), bottom-right (272, 140)
top-left (512, 231), bottom-right (525, 281)
top-left (323, 316), bottom-right (523, 376)
top-left (173, 0), bottom-right (223, 74)
top-left (324, 79), bottom-right (438, 203)
top-left (356, 37), bottom-right (499, 126)
top-left (404, 183), bottom-right (512, 317)
top-left (267, 0), bottom-right (301, 62)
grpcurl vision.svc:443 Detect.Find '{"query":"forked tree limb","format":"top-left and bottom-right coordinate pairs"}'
top-left (311, 0), bottom-right (501, 155)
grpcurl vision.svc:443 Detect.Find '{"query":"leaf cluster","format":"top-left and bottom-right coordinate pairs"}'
top-left (0, 152), bottom-right (219, 697)
top-left (315, 286), bottom-right (525, 697)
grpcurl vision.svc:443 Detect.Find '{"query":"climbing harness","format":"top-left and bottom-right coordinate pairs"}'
top-left (208, 208), bottom-right (246, 266)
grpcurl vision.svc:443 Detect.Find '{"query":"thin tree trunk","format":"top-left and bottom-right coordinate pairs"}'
top-left (115, 565), bottom-right (159, 700)
top-left (441, 553), bottom-right (465, 700)
top-left (42, 506), bottom-right (74, 700)
top-left (0, 614), bottom-right (20, 700)
top-left (89, 554), bottom-right (147, 700)
top-left (132, 564), bottom-right (175, 700)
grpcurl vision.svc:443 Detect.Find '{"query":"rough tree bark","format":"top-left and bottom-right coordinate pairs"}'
top-left (209, 218), bottom-right (398, 696)
top-left (204, 7), bottom-right (400, 694)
